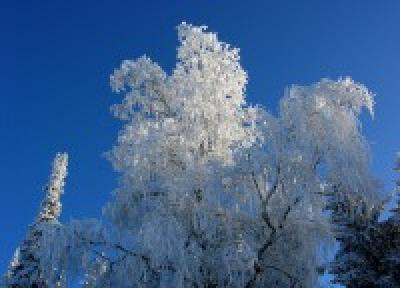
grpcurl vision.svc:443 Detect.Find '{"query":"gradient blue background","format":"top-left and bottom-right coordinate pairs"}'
top-left (1, 1), bottom-right (399, 286)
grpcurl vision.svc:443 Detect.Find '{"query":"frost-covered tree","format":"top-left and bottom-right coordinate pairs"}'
top-left (12, 23), bottom-right (382, 288)
top-left (4, 153), bottom-right (68, 288)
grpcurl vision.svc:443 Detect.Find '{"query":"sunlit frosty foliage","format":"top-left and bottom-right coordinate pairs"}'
top-left (5, 23), bottom-right (383, 288)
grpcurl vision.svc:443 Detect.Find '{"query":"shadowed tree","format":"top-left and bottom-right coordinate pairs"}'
top-left (330, 153), bottom-right (400, 288)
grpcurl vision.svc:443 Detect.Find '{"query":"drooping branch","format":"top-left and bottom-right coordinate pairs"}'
top-left (74, 232), bottom-right (161, 279)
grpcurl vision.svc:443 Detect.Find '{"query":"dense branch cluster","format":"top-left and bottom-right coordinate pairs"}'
top-left (3, 24), bottom-right (399, 288)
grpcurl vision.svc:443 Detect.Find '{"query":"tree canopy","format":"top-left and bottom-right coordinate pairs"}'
top-left (4, 23), bottom-right (391, 288)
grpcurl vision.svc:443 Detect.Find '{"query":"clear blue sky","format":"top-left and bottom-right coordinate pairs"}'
top-left (1, 1), bottom-right (399, 284)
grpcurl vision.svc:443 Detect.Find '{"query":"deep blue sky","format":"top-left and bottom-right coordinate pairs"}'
top-left (1, 1), bottom-right (399, 283)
